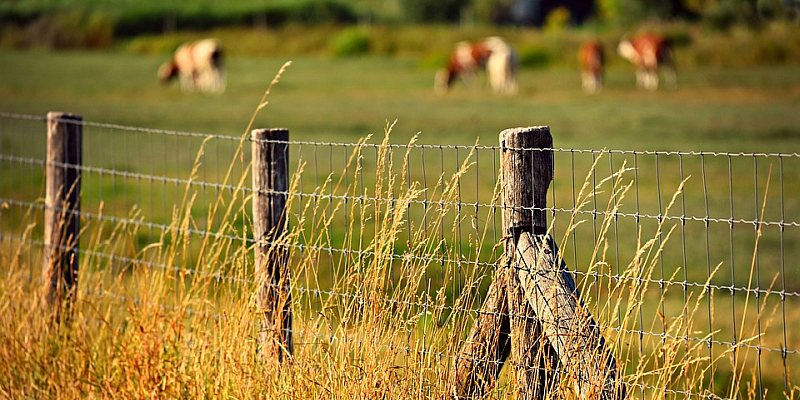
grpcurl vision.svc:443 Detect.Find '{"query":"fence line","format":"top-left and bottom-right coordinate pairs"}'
top-left (1, 112), bottom-right (798, 399)
top-left (5, 112), bottom-right (799, 157)
top-left (4, 152), bottom-right (798, 231)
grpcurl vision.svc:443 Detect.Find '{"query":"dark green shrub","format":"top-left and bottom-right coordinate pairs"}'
top-left (706, 0), bottom-right (762, 30)
top-left (757, 0), bottom-right (785, 20)
top-left (330, 28), bottom-right (370, 57)
top-left (664, 30), bottom-right (693, 47)
top-left (0, 0), bottom-right (358, 40)
top-left (473, 0), bottom-right (515, 25)
top-left (84, 11), bottom-right (115, 48)
top-left (518, 46), bottom-right (553, 68)
top-left (5, 9), bottom-right (116, 49)
top-left (401, 0), bottom-right (469, 23)
top-left (288, 1), bottom-right (358, 25)
top-left (753, 37), bottom-right (789, 63)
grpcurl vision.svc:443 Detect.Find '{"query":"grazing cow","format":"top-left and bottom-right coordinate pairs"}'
top-left (435, 37), bottom-right (518, 96)
top-left (435, 40), bottom-right (491, 95)
top-left (578, 39), bottom-right (605, 94)
top-left (617, 34), bottom-right (676, 91)
top-left (483, 36), bottom-right (519, 95)
top-left (158, 38), bottom-right (226, 94)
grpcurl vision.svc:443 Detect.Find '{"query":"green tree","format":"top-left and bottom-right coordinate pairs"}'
top-left (597, 0), bottom-right (663, 26)
top-left (401, 0), bottom-right (471, 23)
top-left (544, 6), bottom-right (571, 31)
top-left (756, 0), bottom-right (785, 19)
top-left (598, 0), bottom-right (700, 25)
top-left (706, 0), bottom-right (772, 28)
top-left (684, 0), bottom-right (721, 14)
top-left (473, 0), bottom-right (515, 24)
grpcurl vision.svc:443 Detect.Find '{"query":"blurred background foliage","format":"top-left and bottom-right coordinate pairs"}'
top-left (0, 0), bottom-right (798, 67)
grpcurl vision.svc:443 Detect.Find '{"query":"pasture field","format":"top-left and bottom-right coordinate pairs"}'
top-left (1, 49), bottom-right (800, 398)
top-left (1, 49), bottom-right (798, 150)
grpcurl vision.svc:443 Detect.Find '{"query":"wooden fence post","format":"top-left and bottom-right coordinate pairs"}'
top-left (451, 126), bottom-right (625, 399)
top-left (501, 127), bottom-right (560, 400)
top-left (44, 111), bottom-right (82, 315)
top-left (451, 127), bottom-right (557, 399)
top-left (514, 233), bottom-right (625, 399)
top-left (450, 269), bottom-right (511, 399)
top-left (251, 128), bottom-right (293, 365)
top-left (504, 126), bottom-right (625, 400)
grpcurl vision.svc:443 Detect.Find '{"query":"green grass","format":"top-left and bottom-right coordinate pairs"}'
top-left (1, 49), bottom-right (799, 398)
top-left (1, 48), bottom-right (798, 283)
top-left (1, 49), bottom-right (798, 150)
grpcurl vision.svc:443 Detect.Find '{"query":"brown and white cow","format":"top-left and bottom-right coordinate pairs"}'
top-left (158, 38), bottom-right (226, 94)
top-left (617, 34), bottom-right (676, 91)
top-left (578, 39), bottom-right (605, 94)
top-left (434, 40), bottom-right (491, 95)
top-left (435, 37), bottom-right (518, 96)
top-left (484, 36), bottom-right (519, 95)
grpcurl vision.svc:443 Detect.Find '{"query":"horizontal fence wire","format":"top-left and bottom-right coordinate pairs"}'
top-left (1, 112), bottom-right (798, 399)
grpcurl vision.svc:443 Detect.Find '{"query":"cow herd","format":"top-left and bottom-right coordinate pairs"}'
top-left (434, 34), bottom-right (676, 96)
top-left (157, 34), bottom-right (675, 96)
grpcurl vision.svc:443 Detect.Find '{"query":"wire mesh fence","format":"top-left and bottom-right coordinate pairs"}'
top-left (1, 111), bottom-right (798, 399)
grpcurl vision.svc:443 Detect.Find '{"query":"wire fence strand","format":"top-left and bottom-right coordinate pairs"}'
top-left (1, 112), bottom-right (798, 399)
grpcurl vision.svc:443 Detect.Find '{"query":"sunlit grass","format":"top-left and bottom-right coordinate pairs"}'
top-left (1, 88), bottom-right (797, 398)
top-left (0, 44), bottom-right (799, 399)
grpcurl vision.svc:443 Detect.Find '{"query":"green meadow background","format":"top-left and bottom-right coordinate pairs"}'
top-left (1, 2), bottom-right (800, 398)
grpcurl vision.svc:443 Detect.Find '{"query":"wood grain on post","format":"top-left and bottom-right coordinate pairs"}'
top-left (452, 126), bottom-right (557, 399)
top-left (500, 126), bottom-right (558, 399)
top-left (251, 128), bottom-right (293, 365)
top-left (453, 126), bottom-right (621, 399)
top-left (44, 112), bottom-right (82, 313)
top-left (450, 267), bottom-right (512, 399)
top-left (514, 233), bottom-right (626, 400)
top-left (499, 126), bottom-right (552, 238)
top-left (508, 271), bottom-right (559, 399)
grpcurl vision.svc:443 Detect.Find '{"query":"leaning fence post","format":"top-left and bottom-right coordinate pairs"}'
top-left (452, 126), bottom-right (625, 399)
top-left (450, 267), bottom-right (511, 399)
top-left (514, 233), bottom-right (625, 399)
top-left (450, 127), bottom-right (558, 399)
top-left (44, 111), bottom-right (82, 315)
top-left (251, 128), bottom-right (293, 365)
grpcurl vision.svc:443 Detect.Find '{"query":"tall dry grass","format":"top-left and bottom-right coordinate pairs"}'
top-left (0, 65), bottom-right (797, 399)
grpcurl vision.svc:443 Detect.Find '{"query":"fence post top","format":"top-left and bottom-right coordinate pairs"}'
top-left (47, 112), bottom-right (82, 121)
top-left (499, 126), bottom-right (550, 142)
top-left (251, 128), bottom-right (289, 141)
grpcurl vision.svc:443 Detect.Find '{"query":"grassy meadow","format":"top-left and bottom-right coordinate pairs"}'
top-left (1, 29), bottom-right (800, 399)
top-left (1, 44), bottom-right (798, 150)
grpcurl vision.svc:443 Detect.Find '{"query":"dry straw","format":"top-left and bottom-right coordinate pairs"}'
top-left (0, 63), bottom-right (796, 400)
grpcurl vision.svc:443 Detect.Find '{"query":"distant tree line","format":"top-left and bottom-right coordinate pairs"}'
top-left (401, 0), bottom-right (797, 28)
top-left (0, 1), bottom-right (360, 40)
top-left (0, 0), bottom-right (796, 50)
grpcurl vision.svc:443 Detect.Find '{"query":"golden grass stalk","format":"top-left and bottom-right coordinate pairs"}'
top-left (0, 67), bottom-right (796, 400)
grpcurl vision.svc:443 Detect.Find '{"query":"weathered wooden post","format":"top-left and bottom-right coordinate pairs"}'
top-left (450, 269), bottom-right (511, 399)
top-left (501, 127), bottom-right (560, 400)
top-left (451, 126), bottom-right (625, 399)
top-left (505, 126), bottom-right (625, 400)
top-left (252, 128), bottom-right (293, 365)
top-left (451, 127), bottom-right (557, 399)
top-left (44, 112), bottom-right (82, 315)
top-left (514, 233), bottom-right (625, 399)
